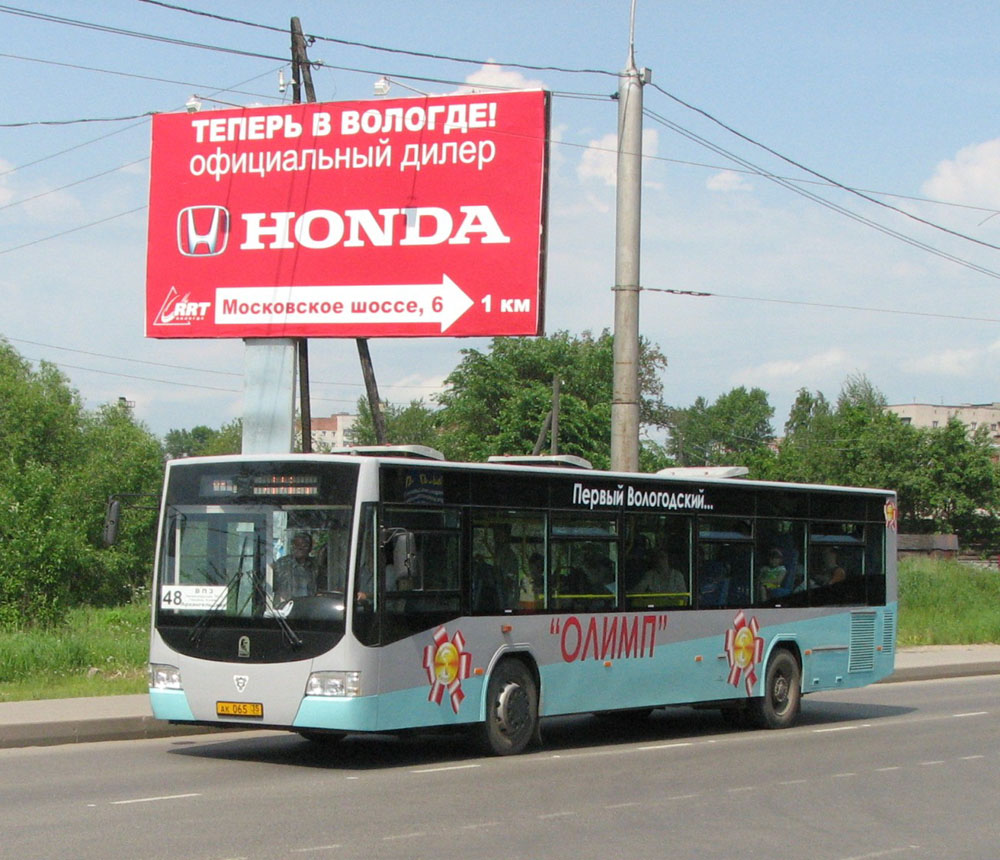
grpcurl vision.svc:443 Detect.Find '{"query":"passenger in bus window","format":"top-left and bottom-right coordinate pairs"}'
top-left (273, 532), bottom-right (317, 604)
top-left (759, 548), bottom-right (788, 598)
top-left (636, 549), bottom-right (685, 595)
top-left (520, 552), bottom-right (544, 608)
top-left (815, 547), bottom-right (846, 586)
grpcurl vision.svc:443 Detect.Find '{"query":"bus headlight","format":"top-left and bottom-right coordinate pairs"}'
top-left (149, 663), bottom-right (182, 690)
top-left (306, 671), bottom-right (361, 697)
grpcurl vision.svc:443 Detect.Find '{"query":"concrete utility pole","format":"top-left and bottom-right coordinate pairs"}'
top-left (610, 6), bottom-right (649, 473)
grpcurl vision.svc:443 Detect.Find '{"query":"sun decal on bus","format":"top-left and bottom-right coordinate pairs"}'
top-left (423, 625), bottom-right (472, 713)
top-left (724, 610), bottom-right (763, 696)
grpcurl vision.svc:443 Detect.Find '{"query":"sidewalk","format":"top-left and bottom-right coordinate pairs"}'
top-left (1, 645), bottom-right (998, 749)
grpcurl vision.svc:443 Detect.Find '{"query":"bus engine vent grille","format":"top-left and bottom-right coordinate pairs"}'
top-left (848, 611), bottom-right (877, 673)
top-left (881, 609), bottom-right (896, 655)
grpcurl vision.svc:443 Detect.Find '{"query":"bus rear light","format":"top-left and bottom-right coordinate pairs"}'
top-left (149, 663), bottom-right (182, 690)
top-left (306, 671), bottom-right (361, 697)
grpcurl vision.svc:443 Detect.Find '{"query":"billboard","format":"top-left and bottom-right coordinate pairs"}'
top-left (145, 90), bottom-right (549, 339)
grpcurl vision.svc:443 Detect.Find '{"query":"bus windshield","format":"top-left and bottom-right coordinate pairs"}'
top-left (154, 460), bottom-right (359, 661)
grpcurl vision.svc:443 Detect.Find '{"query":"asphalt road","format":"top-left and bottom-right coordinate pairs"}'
top-left (2, 675), bottom-right (997, 860)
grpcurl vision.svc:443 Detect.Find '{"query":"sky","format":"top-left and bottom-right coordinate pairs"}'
top-left (2, 1), bottom-right (1000, 442)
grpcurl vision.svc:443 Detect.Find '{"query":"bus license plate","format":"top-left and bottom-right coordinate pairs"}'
top-left (216, 701), bottom-right (264, 718)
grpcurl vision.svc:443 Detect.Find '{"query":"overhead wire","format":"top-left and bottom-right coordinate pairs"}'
top-left (0, 51), bottom-right (281, 101)
top-left (642, 105), bottom-right (1000, 281)
top-left (133, 0), bottom-right (620, 78)
top-left (646, 81), bottom-right (1000, 254)
top-left (642, 286), bottom-right (1000, 324)
top-left (4, 336), bottom-right (447, 392)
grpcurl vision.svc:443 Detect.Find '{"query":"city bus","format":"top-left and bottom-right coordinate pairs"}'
top-left (148, 447), bottom-right (897, 755)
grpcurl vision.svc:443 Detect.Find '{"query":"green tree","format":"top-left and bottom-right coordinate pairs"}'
top-left (164, 425), bottom-right (216, 458)
top-left (433, 330), bottom-right (669, 468)
top-left (347, 399), bottom-right (442, 449)
top-left (74, 402), bottom-right (165, 603)
top-left (666, 386), bottom-right (775, 470)
top-left (0, 341), bottom-right (164, 627)
top-left (201, 418), bottom-right (242, 455)
top-left (771, 375), bottom-right (999, 544)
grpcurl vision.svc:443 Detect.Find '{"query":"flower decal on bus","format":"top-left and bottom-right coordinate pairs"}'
top-left (423, 625), bottom-right (472, 713)
top-left (724, 610), bottom-right (763, 696)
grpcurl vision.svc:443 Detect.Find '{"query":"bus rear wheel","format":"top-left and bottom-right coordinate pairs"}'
top-left (480, 659), bottom-right (538, 756)
top-left (750, 649), bottom-right (801, 729)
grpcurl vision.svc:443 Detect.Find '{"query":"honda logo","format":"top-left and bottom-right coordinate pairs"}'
top-left (177, 205), bottom-right (229, 256)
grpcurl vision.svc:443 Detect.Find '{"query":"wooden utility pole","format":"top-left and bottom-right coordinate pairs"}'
top-left (290, 16), bottom-right (388, 447)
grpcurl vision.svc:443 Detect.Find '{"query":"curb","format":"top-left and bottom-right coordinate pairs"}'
top-left (2, 659), bottom-right (998, 750)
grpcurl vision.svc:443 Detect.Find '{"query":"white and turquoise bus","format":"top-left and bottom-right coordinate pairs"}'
top-left (148, 448), bottom-right (897, 755)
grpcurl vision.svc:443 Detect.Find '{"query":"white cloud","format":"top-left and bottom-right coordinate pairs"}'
top-left (733, 348), bottom-right (852, 383)
top-left (461, 63), bottom-right (545, 92)
top-left (706, 170), bottom-right (752, 192)
top-left (902, 339), bottom-right (1000, 377)
top-left (922, 138), bottom-right (1000, 207)
top-left (577, 129), bottom-right (659, 186)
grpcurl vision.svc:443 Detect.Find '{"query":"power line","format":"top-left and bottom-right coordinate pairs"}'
top-left (0, 206), bottom-right (146, 255)
top-left (0, 157), bottom-right (148, 212)
top-left (4, 336), bottom-right (447, 391)
top-left (646, 82), bottom-right (1000, 255)
top-left (0, 112), bottom-right (156, 128)
top-left (24, 357), bottom-right (363, 406)
top-left (0, 51), bottom-right (281, 100)
top-left (134, 0), bottom-right (619, 78)
top-left (643, 286), bottom-right (1000, 324)
top-left (642, 106), bottom-right (1000, 281)
top-left (0, 122), bottom-right (149, 177)
top-left (0, 5), bottom-right (289, 62)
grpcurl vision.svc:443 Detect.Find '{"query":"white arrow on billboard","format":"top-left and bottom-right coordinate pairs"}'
top-left (215, 276), bottom-right (474, 333)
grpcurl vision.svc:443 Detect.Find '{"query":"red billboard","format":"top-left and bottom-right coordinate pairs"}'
top-left (145, 90), bottom-right (549, 338)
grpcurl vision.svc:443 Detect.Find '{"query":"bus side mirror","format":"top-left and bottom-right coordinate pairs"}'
top-left (102, 498), bottom-right (121, 547)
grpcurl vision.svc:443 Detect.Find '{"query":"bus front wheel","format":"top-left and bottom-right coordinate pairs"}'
top-left (480, 658), bottom-right (538, 756)
top-left (750, 649), bottom-right (801, 729)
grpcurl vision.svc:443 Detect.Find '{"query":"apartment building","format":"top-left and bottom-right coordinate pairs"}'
top-left (886, 402), bottom-right (1000, 446)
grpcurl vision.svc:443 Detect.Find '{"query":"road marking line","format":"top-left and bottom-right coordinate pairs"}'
top-left (919, 760), bottom-right (944, 766)
top-left (459, 822), bottom-right (499, 830)
top-left (779, 779), bottom-right (807, 785)
top-left (952, 711), bottom-right (987, 718)
top-left (837, 845), bottom-right (920, 860)
top-left (292, 845), bottom-right (342, 853)
top-left (813, 725), bottom-right (859, 733)
top-left (637, 742), bottom-right (693, 750)
top-left (833, 772), bottom-right (857, 778)
top-left (538, 811), bottom-right (577, 820)
top-left (111, 793), bottom-right (201, 805)
top-left (410, 764), bottom-right (480, 774)
top-left (960, 755), bottom-right (985, 760)
top-left (605, 802), bottom-right (642, 809)
top-left (876, 766), bottom-right (901, 772)
top-left (382, 832), bottom-right (426, 841)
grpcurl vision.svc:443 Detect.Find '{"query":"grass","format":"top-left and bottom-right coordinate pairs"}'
top-left (0, 603), bottom-right (149, 702)
top-left (897, 556), bottom-right (1000, 646)
top-left (0, 558), bottom-right (995, 702)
